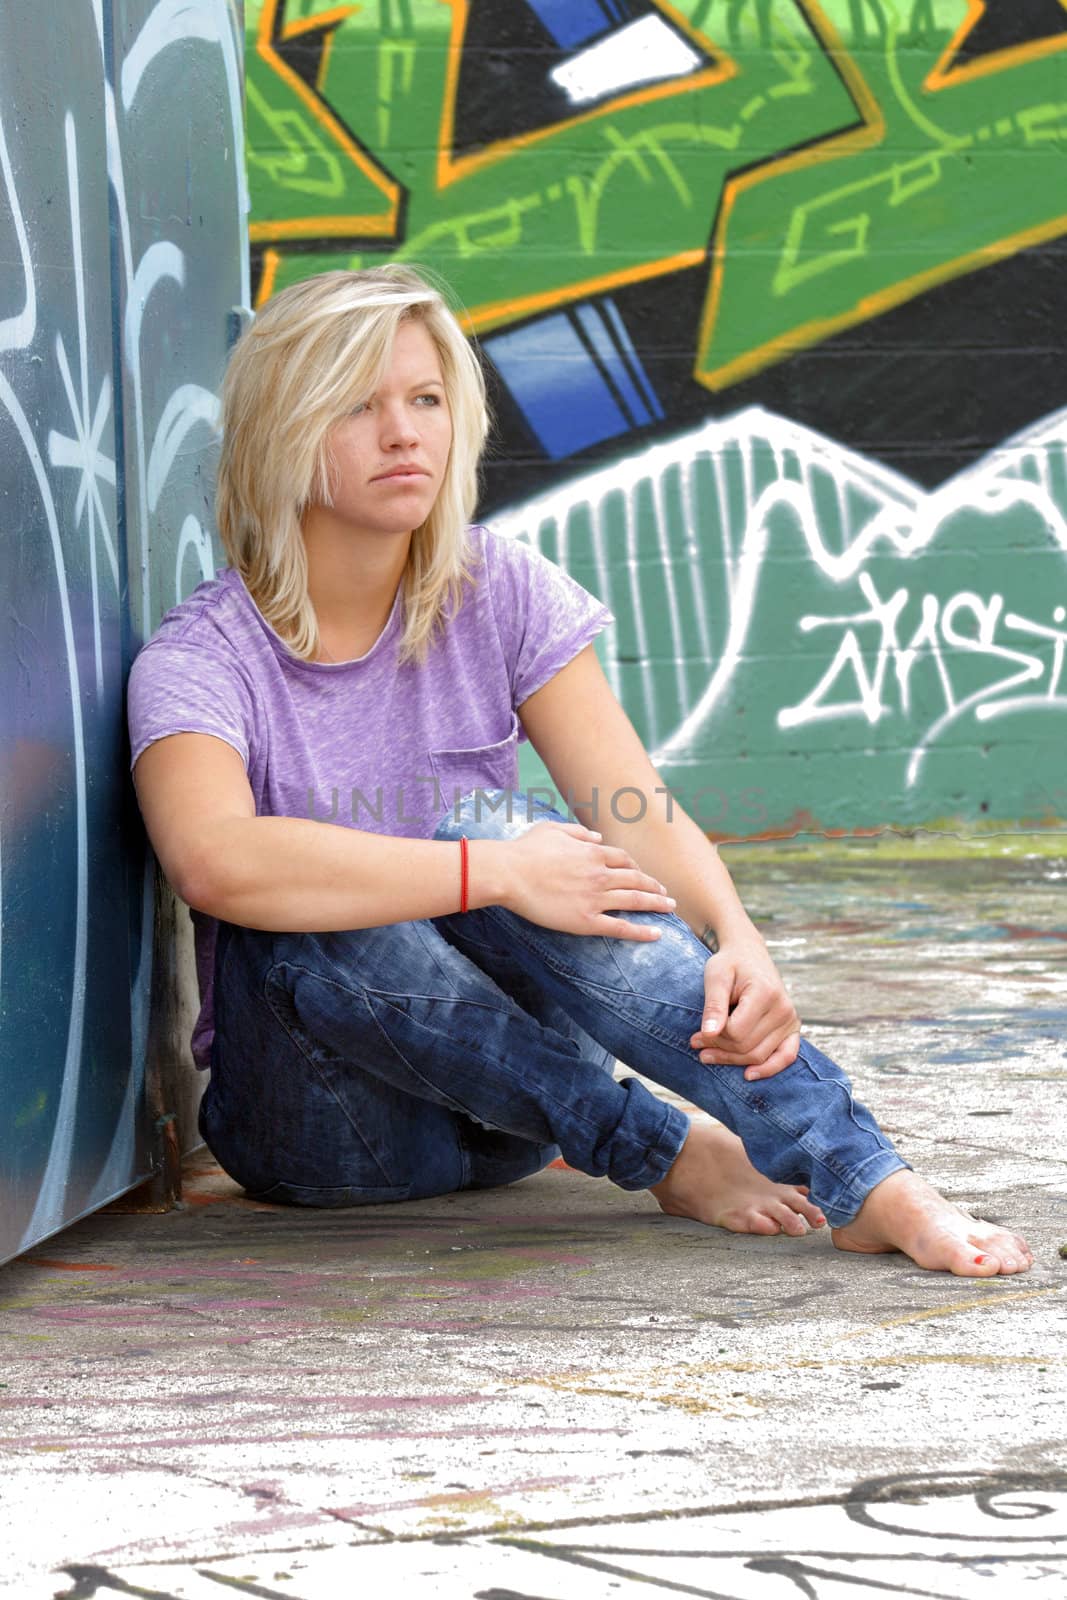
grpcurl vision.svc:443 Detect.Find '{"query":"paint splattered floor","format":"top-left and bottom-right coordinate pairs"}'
top-left (2, 841), bottom-right (1066, 1598)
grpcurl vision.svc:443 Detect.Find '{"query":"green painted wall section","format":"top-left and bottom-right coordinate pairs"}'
top-left (244, 0), bottom-right (1067, 835)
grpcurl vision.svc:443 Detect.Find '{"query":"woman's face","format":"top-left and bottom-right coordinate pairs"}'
top-left (314, 318), bottom-right (453, 540)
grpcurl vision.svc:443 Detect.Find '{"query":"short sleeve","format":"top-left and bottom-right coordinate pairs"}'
top-left (483, 529), bottom-right (615, 709)
top-left (127, 637), bottom-right (256, 772)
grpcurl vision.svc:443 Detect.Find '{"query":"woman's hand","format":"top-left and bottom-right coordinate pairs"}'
top-left (498, 821), bottom-right (677, 941)
top-left (688, 936), bottom-right (801, 1080)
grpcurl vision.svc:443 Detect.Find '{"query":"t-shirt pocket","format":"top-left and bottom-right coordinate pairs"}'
top-left (428, 711), bottom-right (521, 813)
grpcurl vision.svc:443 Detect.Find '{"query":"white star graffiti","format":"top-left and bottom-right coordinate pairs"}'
top-left (46, 112), bottom-right (119, 700)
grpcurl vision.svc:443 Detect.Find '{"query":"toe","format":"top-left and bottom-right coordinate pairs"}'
top-left (957, 1255), bottom-right (1000, 1277)
top-left (770, 1202), bottom-right (808, 1238)
top-left (714, 1205), bottom-right (780, 1235)
top-left (980, 1231), bottom-right (1033, 1274)
top-left (1013, 1234), bottom-right (1035, 1269)
top-left (788, 1191), bottom-right (826, 1228)
top-left (735, 1210), bottom-right (781, 1236)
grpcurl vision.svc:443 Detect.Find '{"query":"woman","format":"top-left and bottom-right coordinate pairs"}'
top-left (128, 265), bottom-right (1032, 1276)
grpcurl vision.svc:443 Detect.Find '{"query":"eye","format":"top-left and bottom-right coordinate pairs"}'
top-left (349, 400), bottom-right (369, 416)
top-left (414, 392), bottom-right (441, 407)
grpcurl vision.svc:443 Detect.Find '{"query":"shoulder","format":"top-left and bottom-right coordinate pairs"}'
top-left (132, 570), bottom-right (249, 669)
top-left (467, 523), bottom-right (556, 593)
top-left (146, 568), bottom-right (245, 644)
top-left (126, 571), bottom-right (261, 769)
top-left (128, 571), bottom-right (263, 710)
top-left (470, 523), bottom-right (605, 618)
top-left (459, 526), bottom-right (555, 642)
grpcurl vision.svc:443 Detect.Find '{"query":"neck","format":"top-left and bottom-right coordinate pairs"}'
top-left (302, 512), bottom-right (413, 645)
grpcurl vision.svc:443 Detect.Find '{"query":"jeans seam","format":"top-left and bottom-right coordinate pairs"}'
top-left (466, 907), bottom-right (702, 1049)
top-left (643, 1100), bottom-right (691, 1187)
top-left (279, 962), bottom-right (657, 1172)
top-left (796, 1060), bottom-right (895, 1149)
top-left (410, 917), bottom-right (474, 998)
top-left (454, 918), bottom-right (892, 1195)
top-left (709, 1069), bottom-right (891, 1188)
top-left (264, 963), bottom-right (401, 1189)
top-left (252, 1179), bottom-right (412, 1202)
top-left (308, 939), bottom-right (520, 1018)
top-left (365, 988), bottom-right (646, 1157)
top-left (455, 1128), bottom-right (473, 1189)
top-left (832, 1147), bottom-right (910, 1209)
top-left (281, 960), bottom-right (525, 1018)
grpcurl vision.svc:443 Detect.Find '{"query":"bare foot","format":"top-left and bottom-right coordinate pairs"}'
top-left (832, 1169), bottom-right (1034, 1276)
top-left (650, 1119), bottom-right (826, 1236)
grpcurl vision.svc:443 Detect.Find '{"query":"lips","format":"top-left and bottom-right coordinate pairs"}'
top-left (371, 465), bottom-right (430, 482)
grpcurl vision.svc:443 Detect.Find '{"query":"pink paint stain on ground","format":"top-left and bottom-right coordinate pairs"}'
top-left (210, 1474), bottom-right (587, 1543)
top-left (8, 1395), bottom-right (508, 1453)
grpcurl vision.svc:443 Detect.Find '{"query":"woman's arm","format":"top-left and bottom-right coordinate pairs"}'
top-left (518, 645), bottom-right (801, 1079)
top-left (133, 730), bottom-right (674, 937)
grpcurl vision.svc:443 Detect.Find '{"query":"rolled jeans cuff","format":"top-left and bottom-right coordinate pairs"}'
top-left (816, 1147), bottom-right (913, 1230)
top-left (611, 1092), bottom-right (691, 1192)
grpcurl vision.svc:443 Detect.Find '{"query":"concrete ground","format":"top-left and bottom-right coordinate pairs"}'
top-left (2, 838), bottom-right (1066, 1599)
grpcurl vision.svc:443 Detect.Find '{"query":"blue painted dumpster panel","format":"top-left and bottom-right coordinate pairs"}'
top-left (0, 0), bottom-right (246, 1263)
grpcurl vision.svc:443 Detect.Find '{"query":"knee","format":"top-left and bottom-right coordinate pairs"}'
top-left (793, 1035), bottom-right (851, 1082)
top-left (433, 788), bottom-right (563, 843)
top-left (287, 919), bottom-right (438, 994)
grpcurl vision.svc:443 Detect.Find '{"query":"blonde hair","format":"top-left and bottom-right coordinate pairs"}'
top-left (216, 265), bottom-right (489, 665)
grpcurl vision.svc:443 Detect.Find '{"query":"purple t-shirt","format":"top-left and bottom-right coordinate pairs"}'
top-left (127, 524), bottom-right (614, 1070)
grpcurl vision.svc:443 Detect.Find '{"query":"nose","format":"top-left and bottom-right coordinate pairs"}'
top-left (378, 397), bottom-right (419, 450)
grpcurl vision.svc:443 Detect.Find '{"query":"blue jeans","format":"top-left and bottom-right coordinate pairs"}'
top-left (200, 792), bottom-right (906, 1226)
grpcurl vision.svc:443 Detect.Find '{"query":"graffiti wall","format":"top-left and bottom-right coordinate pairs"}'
top-left (0, 0), bottom-right (247, 1262)
top-left (245, 0), bottom-right (1067, 834)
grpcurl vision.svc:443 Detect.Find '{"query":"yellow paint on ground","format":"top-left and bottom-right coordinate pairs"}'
top-left (835, 1284), bottom-right (1065, 1342)
top-left (516, 1351), bottom-right (1065, 1406)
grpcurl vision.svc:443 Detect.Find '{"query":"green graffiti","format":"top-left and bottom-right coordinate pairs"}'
top-left (702, 2), bottom-right (1067, 387)
top-left (246, 74), bottom-right (348, 199)
top-left (245, 0), bottom-right (400, 231)
top-left (247, 0), bottom-right (858, 321)
top-left (246, 1), bottom-right (1067, 384)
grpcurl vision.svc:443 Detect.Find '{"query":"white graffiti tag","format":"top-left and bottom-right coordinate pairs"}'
top-left (494, 406), bottom-right (1067, 797)
top-left (779, 575), bottom-right (1067, 785)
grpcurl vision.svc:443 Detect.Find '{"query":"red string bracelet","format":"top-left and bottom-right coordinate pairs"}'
top-left (459, 835), bottom-right (469, 914)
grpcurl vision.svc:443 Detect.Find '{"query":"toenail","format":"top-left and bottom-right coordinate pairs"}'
top-left (974, 1254), bottom-right (989, 1264)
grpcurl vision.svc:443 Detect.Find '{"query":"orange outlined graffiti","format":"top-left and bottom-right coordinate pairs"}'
top-left (249, 0), bottom-right (400, 244)
top-left (697, 0), bottom-right (884, 389)
top-left (924, 0), bottom-right (1067, 92)
top-left (695, 1), bottom-right (1067, 391)
top-left (435, 0), bottom-right (739, 188)
top-left (248, 1), bottom-right (1067, 401)
top-left (252, 0), bottom-right (867, 343)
